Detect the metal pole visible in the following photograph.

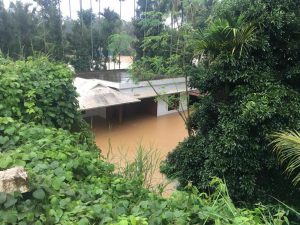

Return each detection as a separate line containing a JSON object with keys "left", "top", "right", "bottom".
{"left": 119, "top": 0, "right": 122, "bottom": 20}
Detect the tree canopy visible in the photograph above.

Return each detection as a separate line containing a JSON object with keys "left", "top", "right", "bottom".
{"left": 0, "top": 0, "right": 133, "bottom": 72}
{"left": 158, "top": 0, "right": 300, "bottom": 205}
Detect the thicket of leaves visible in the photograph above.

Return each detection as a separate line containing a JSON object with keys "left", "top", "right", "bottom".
{"left": 0, "top": 57, "right": 80, "bottom": 130}
{"left": 0, "top": 1, "right": 132, "bottom": 72}
{"left": 162, "top": 0, "right": 300, "bottom": 205}
{"left": 0, "top": 118, "right": 293, "bottom": 224}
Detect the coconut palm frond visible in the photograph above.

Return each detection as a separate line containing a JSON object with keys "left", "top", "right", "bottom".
{"left": 271, "top": 131, "right": 300, "bottom": 186}
{"left": 195, "top": 17, "right": 257, "bottom": 62}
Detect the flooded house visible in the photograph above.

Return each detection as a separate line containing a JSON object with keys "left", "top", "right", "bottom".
{"left": 75, "top": 70, "right": 190, "bottom": 188}
{"left": 74, "top": 70, "right": 188, "bottom": 125}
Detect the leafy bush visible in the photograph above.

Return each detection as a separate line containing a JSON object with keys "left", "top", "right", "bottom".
{"left": 0, "top": 57, "right": 80, "bottom": 130}
{"left": 0, "top": 118, "right": 146, "bottom": 224}
{"left": 0, "top": 118, "right": 292, "bottom": 224}
{"left": 162, "top": 0, "right": 300, "bottom": 205}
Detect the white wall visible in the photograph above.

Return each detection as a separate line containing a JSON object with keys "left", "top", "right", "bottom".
{"left": 157, "top": 98, "right": 170, "bottom": 116}
{"left": 156, "top": 93, "right": 188, "bottom": 117}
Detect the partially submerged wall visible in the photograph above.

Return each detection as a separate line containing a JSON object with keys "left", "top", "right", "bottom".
{"left": 157, "top": 93, "right": 187, "bottom": 117}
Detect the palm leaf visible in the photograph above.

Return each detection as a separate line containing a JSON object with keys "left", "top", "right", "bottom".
{"left": 271, "top": 131, "right": 300, "bottom": 186}
{"left": 195, "top": 17, "right": 257, "bottom": 61}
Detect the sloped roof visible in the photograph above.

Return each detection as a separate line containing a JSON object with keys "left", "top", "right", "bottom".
{"left": 74, "top": 78, "right": 140, "bottom": 111}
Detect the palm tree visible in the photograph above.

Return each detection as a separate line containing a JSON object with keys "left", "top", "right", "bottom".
{"left": 90, "top": 0, "right": 94, "bottom": 61}
{"left": 194, "top": 16, "right": 257, "bottom": 63}
{"left": 272, "top": 131, "right": 300, "bottom": 186}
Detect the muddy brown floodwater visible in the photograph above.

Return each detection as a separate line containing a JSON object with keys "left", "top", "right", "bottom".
{"left": 92, "top": 112, "right": 188, "bottom": 193}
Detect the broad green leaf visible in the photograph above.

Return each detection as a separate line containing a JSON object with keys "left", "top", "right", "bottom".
{"left": 4, "top": 126, "right": 16, "bottom": 135}
{"left": 33, "top": 189, "right": 46, "bottom": 200}
{"left": 78, "top": 217, "right": 89, "bottom": 225}
{"left": 4, "top": 196, "right": 17, "bottom": 208}
{"left": 0, "top": 136, "right": 9, "bottom": 145}
{"left": 0, "top": 192, "right": 7, "bottom": 204}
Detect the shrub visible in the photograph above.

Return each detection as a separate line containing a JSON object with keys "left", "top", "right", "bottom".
{"left": 0, "top": 118, "right": 147, "bottom": 224}
{"left": 0, "top": 57, "right": 80, "bottom": 130}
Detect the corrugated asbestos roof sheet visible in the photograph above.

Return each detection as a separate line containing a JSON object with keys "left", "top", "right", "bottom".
{"left": 74, "top": 78, "right": 140, "bottom": 111}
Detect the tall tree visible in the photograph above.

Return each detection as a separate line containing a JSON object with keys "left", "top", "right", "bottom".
{"left": 90, "top": 0, "right": 94, "bottom": 61}
{"left": 99, "top": 8, "right": 122, "bottom": 65}
{"left": 68, "top": 0, "right": 72, "bottom": 18}
{"left": 68, "top": 9, "right": 96, "bottom": 71}
{"left": 134, "top": 0, "right": 136, "bottom": 19}
{"left": 34, "top": 0, "right": 64, "bottom": 60}
{"left": 0, "top": 1, "right": 39, "bottom": 59}
{"left": 108, "top": 33, "right": 134, "bottom": 69}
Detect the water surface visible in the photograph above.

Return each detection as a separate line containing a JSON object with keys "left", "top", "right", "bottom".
{"left": 92, "top": 113, "right": 188, "bottom": 191}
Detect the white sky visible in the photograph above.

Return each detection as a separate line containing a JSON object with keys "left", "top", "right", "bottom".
{"left": 3, "top": 0, "right": 135, "bottom": 21}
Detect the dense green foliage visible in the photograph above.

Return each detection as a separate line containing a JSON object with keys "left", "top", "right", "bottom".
{"left": 0, "top": 1, "right": 40, "bottom": 59}
{"left": 0, "top": 118, "right": 292, "bottom": 224}
{"left": 0, "top": 57, "right": 80, "bottom": 130}
{"left": 0, "top": 0, "right": 133, "bottom": 72}
{"left": 161, "top": 0, "right": 300, "bottom": 204}
{"left": 66, "top": 8, "right": 123, "bottom": 71}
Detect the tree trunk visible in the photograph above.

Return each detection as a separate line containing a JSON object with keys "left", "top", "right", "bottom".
{"left": 43, "top": 21, "right": 46, "bottom": 52}
{"left": 80, "top": 0, "right": 83, "bottom": 37}
{"left": 98, "top": 0, "right": 101, "bottom": 19}
{"left": 134, "top": 0, "right": 136, "bottom": 19}
{"left": 69, "top": 0, "right": 72, "bottom": 18}
{"left": 90, "top": 0, "right": 94, "bottom": 61}
{"left": 59, "top": 0, "right": 64, "bottom": 59}
{"left": 79, "top": 0, "right": 83, "bottom": 61}
{"left": 181, "top": 0, "right": 184, "bottom": 26}
{"left": 119, "top": 0, "right": 122, "bottom": 20}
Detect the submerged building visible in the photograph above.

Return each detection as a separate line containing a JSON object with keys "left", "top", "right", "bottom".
{"left": 74, "top": 70, "right": 189, "bottom": 124}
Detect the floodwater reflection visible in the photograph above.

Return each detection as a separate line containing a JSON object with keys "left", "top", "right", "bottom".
{"left": 92, "top": 112, "right": 188, "bottom": 191}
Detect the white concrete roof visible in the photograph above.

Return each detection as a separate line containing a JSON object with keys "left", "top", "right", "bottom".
{"left": 128, "top": 87, "right": 187, "bottom": 99}
{"left": 74, "top": 78, "right": 140, "bottom": 111}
